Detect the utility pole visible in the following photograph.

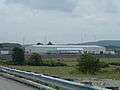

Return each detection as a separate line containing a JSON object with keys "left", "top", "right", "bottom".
{"left": 22, "top": 36, "right": 25, "bottom": 45}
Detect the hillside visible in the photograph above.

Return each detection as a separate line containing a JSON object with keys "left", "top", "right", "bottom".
{"left": 80, "top": 40, "right": 120, "bottom": 48}
{"left": 67, "top": 40, "right": 120, "bottom": 49}
{"left": 80, "top": 40, "right": 120, "bottom": 46}
{"left": 0, "top": 43, "right": 23, "bottom": 50}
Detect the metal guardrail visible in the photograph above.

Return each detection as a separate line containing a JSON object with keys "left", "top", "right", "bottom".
{"left": 0, "top": 66, "right": 111, "bottom": 90}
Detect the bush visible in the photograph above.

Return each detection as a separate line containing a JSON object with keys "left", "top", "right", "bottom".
{"left": 114, "top": 67, "right": 120, "bottom": 73}
{"left": 27, "top": 53, "right": 67, "bottom": 66}
{"left": 43, "top": 60, "right": 67, "bottom": 67}
{"left": 0, "top": 60, "right": 15, "bottom": 65}
{"left": 99, "top": 62, "right": 109, "bottom": 68}
{"left": 77, "top": 53, "right": 100, "bottom": 74}
{"left": 109, "top": 62, "right": 120, "bottom": 66}
{"left": 0, "top": 60, "right": 7, "bottom": 65}
{"left": 28, "top": 53, "right": 43, "bottom": 66}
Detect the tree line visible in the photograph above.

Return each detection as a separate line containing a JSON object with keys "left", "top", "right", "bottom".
{"left": 11, "top": 47, "right": 66, "bottom": 67}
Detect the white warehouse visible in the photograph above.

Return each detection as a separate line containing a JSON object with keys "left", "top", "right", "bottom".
{"left": 25, "top": 45, "right": 106, "bottom": 54}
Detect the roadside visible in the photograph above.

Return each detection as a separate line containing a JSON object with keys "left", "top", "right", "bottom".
{"left": 0, "top": 72, "right": 56, "bottom": 90}
{"left": 1, "top": 57, "right": 120, "bottom": 89}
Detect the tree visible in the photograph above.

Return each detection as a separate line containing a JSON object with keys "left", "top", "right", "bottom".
{"left": 28, "top": 53, "right": 43, "bottom": 66}
{"left": 0, "top": 44, "right": 3, "bottom": 48}
{"left": 77, "top": 53, "right": 100, "bottom": 74}
{"left": 47, "top": 41, "right": 53, "bottom": 45}
{"left": 12, "top": 47, "right": 25, "bottom": 65}
{"left": 37, "top": 43, "right": 43, "bottom": 45}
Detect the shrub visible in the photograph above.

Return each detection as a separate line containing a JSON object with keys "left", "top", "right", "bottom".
{"left": 43, "top": 60, "right": 67, "bottom": 67}
{"left": 0, "top": 60, "right": 7, "bottom": 65}
{"left": 28, "top": 53, "right": 43, "bottom": 66}
{"left": 0, "top": 60, "right": 15, "bottom": 65}
{"left": 27, "top": 53, "right": 67, "bottom": 66}
{"left": 77, "top": 53, "right": 100, "bottom": 74}
{"left": 109, "top": 62, "right": 120, "bottom": 66}
{"left": 114, "top": 67, "right": 120, "bottom": 73}
{"left": 99, "top": 62, "right": 109, "bottom": 68}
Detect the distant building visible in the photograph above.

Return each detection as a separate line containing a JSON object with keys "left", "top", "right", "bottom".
{"left": 0, "top": 50, "right": 10, "bottom": 55}
{"left": 25, "top": 45, "right": 106, "bottom": 54}
{"left": 105, "top": 51, "right": 116, "bottom": 55}
{"left": 0, "top": 50, "right": 12, "bottom": 60}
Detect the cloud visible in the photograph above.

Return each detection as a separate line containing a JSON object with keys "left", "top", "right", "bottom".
{"left": 0, "top": 0, "right": 120, "bottom": 44}
{"left": 5, "top": 0, "right": 78, "bottom": 11}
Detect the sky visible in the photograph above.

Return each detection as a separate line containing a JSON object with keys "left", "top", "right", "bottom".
{"left": 0, "top": 0, "right": 120, "bottom": 44}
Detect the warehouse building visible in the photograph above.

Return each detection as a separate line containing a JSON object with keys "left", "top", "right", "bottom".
{"left": 25, "top": 45, "right": 106, "bottom": 54}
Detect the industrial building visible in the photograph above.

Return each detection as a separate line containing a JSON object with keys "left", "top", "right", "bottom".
{"left": 25, "top": 45, "right": 106, "bottom": 54}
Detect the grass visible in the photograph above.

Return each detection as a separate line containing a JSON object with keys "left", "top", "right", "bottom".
{"left": 6, "top": 66, "right": 76, "bottom": 79}
{"left": 45, "top": 58, "right": 78, "bottom": 66}
{"left": 2, "top": 57, "right": 120, "bottom": 80}
{"left": 6, "top": 66, "right": 120, "bottom": 80}
{"left": 100, "top": 58, "right": 120, "bottom": 63}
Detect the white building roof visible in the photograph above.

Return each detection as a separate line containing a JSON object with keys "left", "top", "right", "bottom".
{"left": 32, "top": 45, "right": 104, "bottom": 48}
{"left": 57, "top": 48, "right": 84, "bottom": 51}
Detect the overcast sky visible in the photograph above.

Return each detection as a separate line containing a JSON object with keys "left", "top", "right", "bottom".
{"left": 0, "top": 0, "right": 120, "bottom": 44}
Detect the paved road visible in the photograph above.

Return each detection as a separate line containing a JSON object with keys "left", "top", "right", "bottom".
{"left": 0, "top": 76, "right": 37, "bottom": 90}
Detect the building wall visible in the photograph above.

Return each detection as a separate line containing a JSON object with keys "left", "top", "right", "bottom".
{"left": 0, "top": 51, "right": 10, "bottom": 55}
{"left": 83, "top": 47, "right": 106, "bottom": 54}
{"left": 25, "top": 45, "right": 106, "bottom": 54}
{"left": 25, "top": 46, "right": 57, "bottom": 54}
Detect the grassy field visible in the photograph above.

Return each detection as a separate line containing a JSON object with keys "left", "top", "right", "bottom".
{"left": 5, "top": 57, "right": 120, "bottom": 80}
{"left": 45, "top": 58, "right": 78, "bottom": 66}
{"left": 100, "top": 58, "right": 120, "bottom": 63}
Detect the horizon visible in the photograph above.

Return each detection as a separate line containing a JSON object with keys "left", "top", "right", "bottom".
{"left": 1, "top": 39, "right": 120, "bottom": 45}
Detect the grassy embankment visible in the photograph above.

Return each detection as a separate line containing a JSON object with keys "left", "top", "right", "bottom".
{"left": 2, "top": 58, "right": 120, "bottom": 80}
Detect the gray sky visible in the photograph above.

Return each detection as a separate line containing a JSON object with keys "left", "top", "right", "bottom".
{"left": 0, "top": 0, "right": 120, "bottom": 44}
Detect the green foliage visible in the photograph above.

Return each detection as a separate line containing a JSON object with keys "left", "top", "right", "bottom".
{"left": 43, "top": 60, "right": 67, "bottom": 67}
{"left": 28, "top": 53, "right": 67, "bottom": 66}
{"left": 27, "top": 53, "right": 67, "bottom": 66}
{"left": 99, "top": 62, "right": 109, "bottom": 68}
{"left": 77, "top": 53, "right": 100, "bottom": 74}
{"left": 0, "top": 60, "right": 7, "bottom": 65}
{"left": 12, "top": 47, "right": 25, "bottom": 65}
{"left": 109, "top": 62, "right": 120, "bottom": 66}
{"left": 114, "top": 67, "right": 120, "bottom": 73}
{"left": 2, "top": 57, "right": 120, "bottom": 80}
{"left": 28, "top": 53, "right": 43, "bottom": 66}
